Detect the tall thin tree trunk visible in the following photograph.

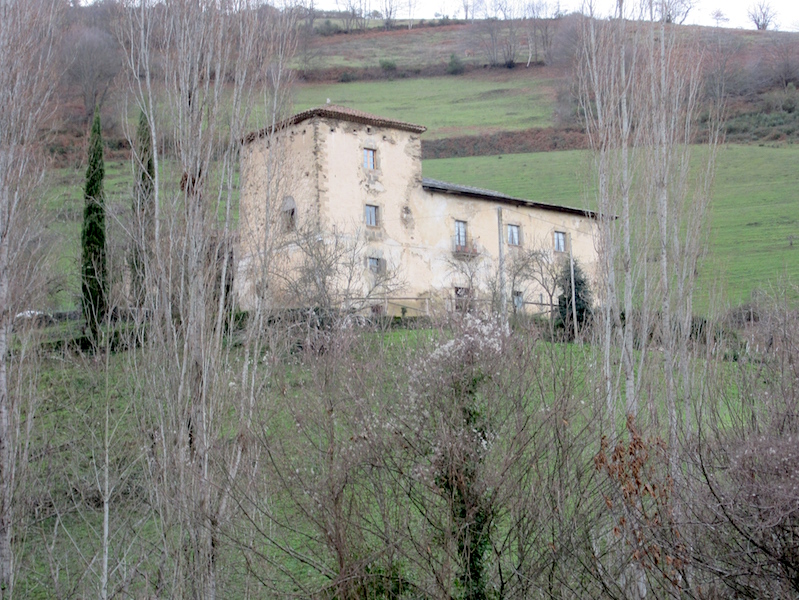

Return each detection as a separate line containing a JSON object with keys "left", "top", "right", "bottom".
{"left": 0, "top": 1, "right": 59, "bottom": 592}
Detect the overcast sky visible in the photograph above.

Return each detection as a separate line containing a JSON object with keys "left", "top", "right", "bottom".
{"left": 311, "top": 0, "right": 799, "bottom": 31}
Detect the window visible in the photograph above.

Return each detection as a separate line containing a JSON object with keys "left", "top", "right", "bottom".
{"left": 283, "top": 208, "right": 296, "bottom": 231}
{"left": 454, "top": 286, "right": 472, "bottom": 312}
{"left": 454, "top": 220, "right": 468, "bottom": 248}
{"left": 367, "top": 256, "right": 385, "bottom": 274}
{"left": 507, "top": 224, "right": 521, "bottom": 246}
{"left": 513, "top": 290, "right": 524, "bottom": 311}
{"left": 365, "top": 204, "right": 379, "bottom": 227}
{"left": 363, "top": 148, "right": 376, "bottom": 170}
{"left": 554, "top": 231, "right": 567, "bottom": 253}
{"left": 281, "top": 196, "right": 296, "bottom": 231}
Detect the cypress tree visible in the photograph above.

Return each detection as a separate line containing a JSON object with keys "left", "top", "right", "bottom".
{"left": 81, "top": 109, "right": 107, "bottom": 342}
{"left": 131, "top": 110, "right": 154, "bottom": 306}
{"left": 557, "top": 258, "right": 592, "bottom": 338}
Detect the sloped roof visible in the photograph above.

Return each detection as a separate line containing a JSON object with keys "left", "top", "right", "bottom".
{"left": 422, "top": 178, "right": 599, "bottom": 219}
{"left": 243, "top": 105, "right": 427, "bottom": 144}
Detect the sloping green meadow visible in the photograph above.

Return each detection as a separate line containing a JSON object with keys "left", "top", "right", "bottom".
{"left": 424, "top": 144, "right": 799, "bottom": 309}
{"left": 46, "top": 144, "right": 798, "bottom": 313}
{"left": 291, "top": 73, "right": 558, "bottom": 139}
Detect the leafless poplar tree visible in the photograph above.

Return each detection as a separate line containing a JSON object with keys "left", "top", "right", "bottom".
{"left": 579, "top": 0, "right": 722, "bottom": 423}
{"left": 578, "top": 0, "right": 647, "bottom": 421}
{"left": 639, "top": 0, "right": 722, "bottom": 477}
{"left": 0, "top": 0, "right": 61, "bottom": 593}
{"left": 578, "top": 1, "right": 724, "bottom": 596}
{"left": 119, "top": 1, "right": 298, "bottom": 596}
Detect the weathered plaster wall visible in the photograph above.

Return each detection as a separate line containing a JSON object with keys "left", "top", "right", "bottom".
{"left": 236, "top": 111, "right": 599, "bottom": 315}
{"left": 235, "top": 124, "right": 318, "bottom": 306}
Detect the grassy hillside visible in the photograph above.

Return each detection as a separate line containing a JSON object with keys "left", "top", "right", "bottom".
{"left": 424, "top": 144, "right": 799, "bottom": 308}
{"left": 708, "top": 144, "right": 799, "bottom": 305}
{"left": 423, "top": 149, "right": 592, "bottom": 205}
{"left": 292, "top": 70, "right": 560, "bottom": 139}
{"left": 47, "top": 19, "right": 799, "bottom": 313}
{"left": 301, "top": 22, "right": 472, "bottom": 70}
{"left": 46, "top": 143, "right": 799, "bottom": 313}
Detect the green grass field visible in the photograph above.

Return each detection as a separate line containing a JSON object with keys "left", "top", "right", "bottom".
{"left": 423, "top": 149, "right": 592, "bottom": 205}
{"left": 45, "top": 160, "right": 134, "bottom": 309}
{"left": 43, "top": 158, "right": 241, "bottom": 310}
{"left": 47, "top": 143, "right": 799, "bottom": 312}
{"left": 424, "top": 144, "right": 799, "bottom": 309}
{"left": 292, "top": 72, "right": 558, "bottom": 138}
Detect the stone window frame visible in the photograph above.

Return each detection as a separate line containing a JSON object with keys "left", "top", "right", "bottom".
{"left": 365, "top": 204, "right": 380, "bottom": 228}
{"left": 363, "top": 147, "right": 377, "bottom": 171}
{"left": 554, "top": 230, "right": 568, "bottom": 253}
{"left": 454, "top": 220, "right": 468, "bottom": 248}
{"left": 367, "top": 256, "right": 386, "bottom": 274}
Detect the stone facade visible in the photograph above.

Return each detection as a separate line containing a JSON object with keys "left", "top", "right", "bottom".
{"left": 236, "top": 105, "right": 599, "bottom": 316}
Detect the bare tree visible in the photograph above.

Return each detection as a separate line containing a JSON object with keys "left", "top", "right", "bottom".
{"left": 505, "top": 242, "right": 560, "bottom": 316}
{"left": 524, "top": 1, "right": 560, "bottom": 66}
{"left": 382, "top": 0, "right": 398, "bottom": 28}
{"left": 461, "top": 0, "right": 472, "bottom": 20}
{"left": 578, "top": 0, "right": 647, "bottom": 422}
{"left": 765, "top": 36, "right": 799, "bottom": 88}
{"left": 297, "top": 16, "right": 321, "bottom": 72}
{"left": 748, "top": 0, "right": 776, "bottom": 30}
{"left": 499, "top": 0, "right": 520, "bottom": 66}
{"left": 336, "top": 0, "right": 356, "bottom": 32}
{"left": 0, "top": 0, "right": 61, "bottom": 593}
{"left": 578, "top": 1, "right": 724, "bottom": 595}
{"left": 672, "top": 291, "right": 799, "bottom": 596}
{"left": 658, "top": 0, "right": 694, "bottom": 24}
{"left": 406, "top": 0, "right": 417, "bottom": 28}
{"left": 276, "top": 225, "right": 406, "bottom": 318}
{"left": 63, "top": 25, "right": 122, "bottom": 122}
{"left": 473, "top": 0, "right": 519, "bottom": 67}
{"left": 119, "top": 1, "right": 298, "bottom": 596}
{"left": 32, "top": 344, "right": 150, "bottom": 599}
{"left": 337, "top": 0, "right": 369, "bottom": 32}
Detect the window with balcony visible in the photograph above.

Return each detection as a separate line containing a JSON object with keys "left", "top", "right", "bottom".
{"left": 453, "top": 220, "right": 478, "bottom": 258}
{"left": 455, "top": 220, "right": 468, "bottom": 248}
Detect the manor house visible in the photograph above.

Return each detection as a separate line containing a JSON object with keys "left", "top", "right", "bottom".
{"left": 236, "top": 105, "right": 598, "bottom": 316}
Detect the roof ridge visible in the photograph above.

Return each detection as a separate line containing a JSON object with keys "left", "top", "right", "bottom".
{"left": 243, "top": 105, "right": 426, "bottom": 144}
{"left": 422, "top": 177, "right": 598, "bottom": 219}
